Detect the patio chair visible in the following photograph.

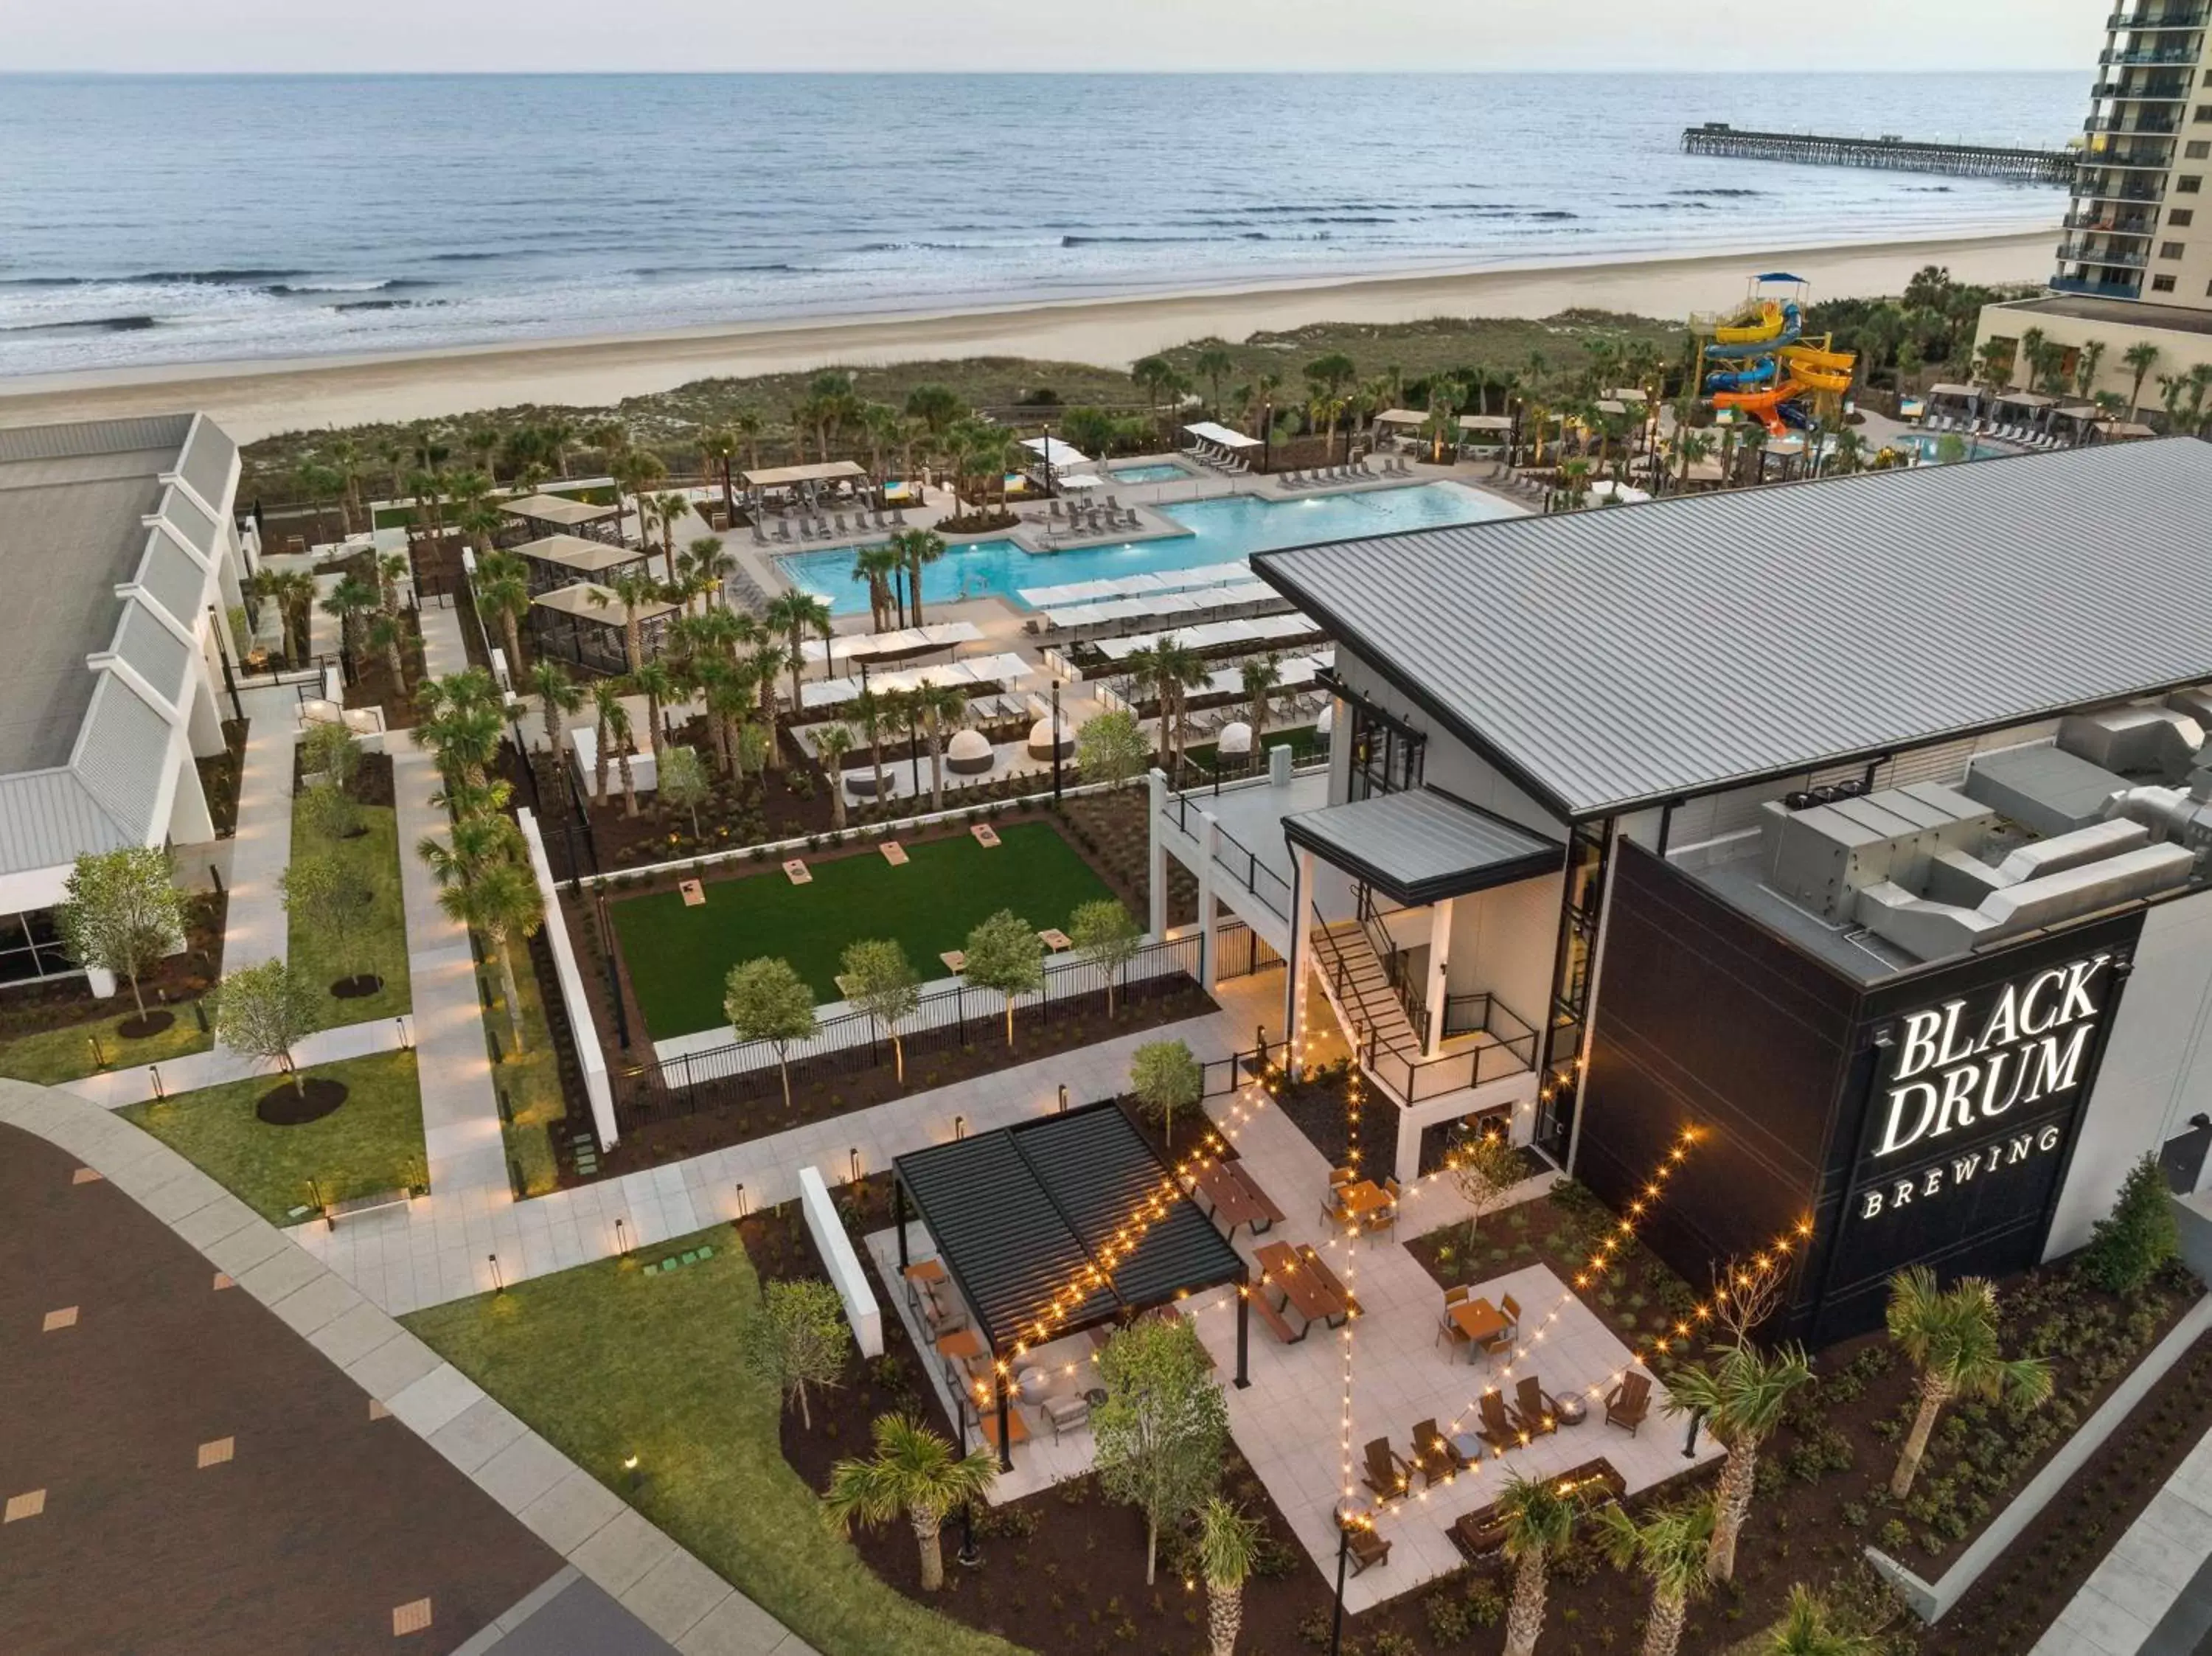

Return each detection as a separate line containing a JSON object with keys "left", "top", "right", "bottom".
{"left": 1476, "top": 1389, "right": 1521, "bottom": 1453}
{"left": 1365, "top": 1177, "right": 1402, "bottom": 1236}
{"left": 1512, "top": 1377, "right": 1559, "bottom": 1439}
{"left": 1436, "top": 1285, "right": 1473, "bottom": 1356}
{"left": 1606, "top": 1371, "right": 1653, "bottom": 1436}
{"left": 1360, "top": 1436, "right": 1414, "bottom": 1503}
{"left": 1048, "top": 498, "right": 1063, "bottom": 520}
{"left": 1043, "top": 1394, "right": 1091, "bottom": 1441}
{"left": 1411, "top": 1419, "right": 1467, "bottom": 1485}
{"left": 1342, "top": 1514, "right": 1391, "bottom": 1574}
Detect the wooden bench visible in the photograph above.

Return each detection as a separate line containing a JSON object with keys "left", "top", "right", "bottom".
{"left": 323, "top": 1187, "right": 411, "bottom": 1229}
{"left": 1250, "top": 1289, "right": 1307, "bottom": 1346}
{"left": 1296, "top": 1244, "right": 1361, "bottom": 1322}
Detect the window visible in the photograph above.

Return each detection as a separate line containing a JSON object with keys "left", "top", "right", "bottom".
{"left": 2173, "top": 209, "right": 2197, "bottom": 226}
{"left": 1347, "top": 701, "right": 1425, "bottom": 802}
{"left": 2191, "top": 141, "right": 2212, "bottom": 159}
{"left": 2198, "top": 104, "right": 2212, "bottom": 122}
{"left": 2181, "top": 175, "right": 2205, "bottom": 193}
{"left": 2154, "top": 274, "right": 2179, "bottom": 291}
{"left": 0, "top": 910, "right": 74, "bottom": 987}
{"left": 2163, "top": 240, "right": 2188, "bottom": 258}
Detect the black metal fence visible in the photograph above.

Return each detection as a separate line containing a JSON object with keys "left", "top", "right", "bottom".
{"left": 610, "top": 933, "right": 1203, "bottom": 1134}
{"left": 1214, "top": 918, "right": 1284, "bottom": 983}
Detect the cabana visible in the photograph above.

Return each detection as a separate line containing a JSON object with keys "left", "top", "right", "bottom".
{"left": 742, "top": 460, "right": 871, "bottom": 510}
{"left": 512, "top": 533, "right": 651, "bottom": 596}
{"left": 1457, "top": 414, "right": 1513, "bottom": 450}
{"left": 501, "top": 493, "right": 625, "bottom": 546}
{"left": 892, "top": 1102, "right": 1251, "bottom": 1467}
{"left": 1180, "top": 422, "right": 1263, "bottom": 471}
{"left": 529, "top": 582, "right": 680, "bottom": 677}
{"left": 1019, "top": 436, "right": 1092, "bottom": 483}
{"left": 800, "top": 621, "right": 984, "bottom": 670}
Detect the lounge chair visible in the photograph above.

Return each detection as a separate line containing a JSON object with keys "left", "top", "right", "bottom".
{"left": 1411, "top": 1418, "right": 1470, "bottom": 1485}
{"left": 1477, "top": 1389, "right": 1521, "bottom": 1453}
{"left": 1480, "top": 1293, "right": 1520, "bottom": 1360}
{"left": 1360, "top": 1436, "right": 1414, "bottom": 1503}
{"left": 1512, "top": 1377, "right": 1559, "bottom": 1438}
{"left": 1436, "top": 1286, "right": 1474, "bottom": 1356}
{"left": 1606, "top": 1371, "right": 1652, "bottom": 1436}
{"left": 1048, "top": 498, "right": 1063, "bottom": 520}
{"left": 1043, "top": 1394, "right": 1090, "bottom": 1441}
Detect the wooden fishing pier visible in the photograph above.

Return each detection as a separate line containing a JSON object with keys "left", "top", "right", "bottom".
{"left": 1681, "top": 123, "right": 2076, "bottom": 184}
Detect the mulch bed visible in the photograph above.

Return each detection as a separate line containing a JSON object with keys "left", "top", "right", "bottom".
{"left": 0, "top": 891, "right": 226, "bottom": 1043}
{"left": 343, "top": 606, "right": 430, "bottom": 728}
{"left": 293, "top": 746, "right": 397, "bottom": 811}
{"left": 330, "top": 973, "right": 386, "bottom": 1001}
{"left": 256, "top": 1076, "right": 351, "bottom": 1125}
{"left": 195, "top": 717, "right": 250, "bottom": 839}
{"left": 115, "top": 1011, "right": 176, "bottom": 1040}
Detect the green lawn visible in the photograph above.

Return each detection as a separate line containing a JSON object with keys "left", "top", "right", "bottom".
{"left": 290, "top": 799, "right": 411, "bottom": 1032}
{"left": 403, "top": 1227, "right": 1017, "bottom": 1656}
{"left": 0, "top": 1000, "right": 213, "bottom": 1086}
{"left": 123, "top": 1051, "right": 426, "bottom": 1225}
{"left": 611, "top": 821, "right": 1119, "bottom": 1036}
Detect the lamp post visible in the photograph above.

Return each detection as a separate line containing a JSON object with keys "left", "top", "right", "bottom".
{"left": 1329, "top": 1509, "right": 1356, "bottom": 1656}
{"left": 1051, "top": 680, "right": 1063, "bottom": 801}
{"left": 1683, "top": 1405, "right": 1707, "bottom": 1460}
{"left": 955, "top": 1405, "right": 982, "bottom": 1568}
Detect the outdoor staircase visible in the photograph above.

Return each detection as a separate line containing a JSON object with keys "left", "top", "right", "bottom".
{"left": 1310, "top": 920, "right": 1421, "bottom": 1062}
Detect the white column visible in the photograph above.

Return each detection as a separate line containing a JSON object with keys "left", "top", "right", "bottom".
{"left": 1197, "top": 810, "right": 1220, "bottom": 991}
{"left": 1286, "top": 848, "right": 1316, "bottom": 1079}
{"left": 1146, "top": 768, "right": 1169, "bottom": 939}
{"left": 186, "top": 669, "right": 225, "bottom": 759}
{"left": 1423, "top": 897, "right": 1453, "bottom": 1059}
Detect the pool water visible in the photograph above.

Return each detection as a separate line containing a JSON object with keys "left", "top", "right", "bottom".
{"left": 1108, "top": 462, "right": 1192, "bottom": 484}
{"left": 1893, "top": 431, "right": 1992, "bottom": 465}
{"left": 777, "top": 481, "right": 1517, "bottom": 614}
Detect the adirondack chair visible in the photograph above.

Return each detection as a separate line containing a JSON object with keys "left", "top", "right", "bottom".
{"left": 1606, "top": 1371, "right": 1653, "bottom": 1436}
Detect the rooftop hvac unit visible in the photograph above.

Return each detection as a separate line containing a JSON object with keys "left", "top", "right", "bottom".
{"left": 2059, "top": 706, "right": 2206, "bottom": 782}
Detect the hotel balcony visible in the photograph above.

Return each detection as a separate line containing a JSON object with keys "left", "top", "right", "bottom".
{"left": 2099, "top": 44, "right": 2205, "bottom": 63}
{"left": 2081, "top": 142, "right": 2181, "bottom": 169}
{"left": 2058, "top": 239, "right": 2154, "bottom": 267}
{"left": 2087, "top": 111, "right": 2183, "bottom": 135}
{"left": 2073, "top": 175, "right": 2169, "bottom": 203}
{"left": 2107, "top": 7, "right": 2210, "bottom": 28}
{"left": 2062, "top": 209, "right": 2160, "bottom": 234}
{"left": 2051, "top": 272, "right": 2148, "bottom": 298}
{"left": 2092, "top": 77, "right": 2195, "bottom": 98}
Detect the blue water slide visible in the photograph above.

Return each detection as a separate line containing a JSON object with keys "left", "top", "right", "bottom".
{"left": 1703, "top": 302, "right": 1804, "bottom": 362}
{"left": 1778, "top": 400, "right": 1815, "bottom": 431}
{"left": 1705, "top": 358, "right": 1780, "bottom": 394}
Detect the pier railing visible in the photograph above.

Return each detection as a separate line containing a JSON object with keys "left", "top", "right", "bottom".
{"left": 1680, "top": 124, "right": 2075, "bottom": 185}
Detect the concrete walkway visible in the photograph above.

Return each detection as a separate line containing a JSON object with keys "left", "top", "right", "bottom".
{"left": 0, "top": 1076, "right": 810, "bottom": 1656}
{"left": 2031, "top": 1422, "right": 2212, "bottom": 1655}
{"left": 220, "top": 684, "right": 301, "bottom": 973}
{"left": 60, "top": 1013, "right": 412, "bottom": 1109}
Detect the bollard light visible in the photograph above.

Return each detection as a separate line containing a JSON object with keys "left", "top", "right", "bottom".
{"left": 1057, "top": 1083, "right": 1069, "bottom": 1114}
{"left": 614, "top": 1216, "right": 630, "bottom": 1256}
{"left": 953, "top": 1115, "right": 966, "bottom": 1141}
{"left": 848, "top": 1147, "right": 863, "bottom": 1186}
{"left": 734, "top": 1183, "right": 748, "bottom": 1219}
{"left": 488, "top": 1253, "right": 504, "bottom": 1294}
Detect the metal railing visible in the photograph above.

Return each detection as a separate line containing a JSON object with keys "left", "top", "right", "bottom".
{"left": 2062, "top": 210, "right": 2160, "bottom": 233}
{"left": 2058, "top": 240, "right": 2153, "bottom": 267}
{"left": 2100, "top": 44, "right": 2205, "bottom": 63}
{"left": 2087, "top": 113, "right": 2180, "bottom": 134}
{"left": 2107, "top": 6, "right": 2210, "bottom": 27}
{"left": 2050, "top": 274, "right": 2146, "bottom": 298}
{"left": 1358, "top": 994, "right": 1542, "bottom": 1105}
{"left": 1157, "top": 787, "right": 1296, "bottom": 919}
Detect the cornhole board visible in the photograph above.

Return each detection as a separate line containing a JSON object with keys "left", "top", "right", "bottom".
{"left": 971, "top": 824, "right": 1001, "bottom": 848}
{"left": 783, "top": 860, "right": 812, "bottom": 885}
{"left": 939, "top": 950, "right": 967, "bottom": 973}
{"left": 880, "top": 840, "right": 908, "bottom": 866}
{"left": 834, "top": 973, "right": 859, "bottom": 999}
{"left": 1038, "top": 928, "right": 1072, "bottom": 951}
{"left": 678, "top": 879, "right": 705, "bottom": 907}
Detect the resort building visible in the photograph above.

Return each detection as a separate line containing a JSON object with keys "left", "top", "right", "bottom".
{"left": 0, "top": 414, "right": 250, "bottom": 989}
{"left": 1154, "top": 439, "right": 2212, "bottom": 1343}
{"left": 1976, "top": 1, "right": 2212, "bottom": 406}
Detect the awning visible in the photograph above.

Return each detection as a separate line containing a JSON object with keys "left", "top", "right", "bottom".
{"left": 1458, "top": 414, "right": 1513, "bottom": 432}
{"left": 529, "top": 582, "right": 679, "bottom": 624}
{"left": 500, "top": 493, "right": 620, "bottom": 527}
{"left": 512, "top": 534, "right": 647, "bottom": 576}
{"left": 742, "top": 460, "right": 869, "bottom": 488}
{"left": 1284, "top": 787, "right": 1566, "bottom": 906}
{"left": 2106, "top": 420, "right": 2159, "bottom": 439}
{"left": 1374, "top": 408, "right": 1427, "bottom": 427}
{"left": 1181, "top": 420, "right": 1262, "bottom": 450}
{"left": 1607, "top": 388, "right": 1650, "bottom": 403}
{"left": 894, "top": 1102, "right": 1247, "bottom": 1354}
{"left": 1926, "top": 383, "right": 1978, "bottom": 399}
{"left": 1020, "top": 436, "right": 1091, "bottom": 467}
{"left": 1996, "top": 391, "right": 2056, "bottom": 409}
{"left": 801, "top": 620, "right": 984, "bottom": 665}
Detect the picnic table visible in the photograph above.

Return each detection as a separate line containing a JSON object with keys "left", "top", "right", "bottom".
{"left": 1192, "top": 1161, "right": 1283, "bottom": 1240}
{"left": 1447, "top": 1298, "right": 1510, "bottom": 1365}
{"left": 1256, "top": 1240, "right": 1345, "bottom": 1330}
{"left": 1336, "top": 1179, "right": 1394, "bottom": 1222}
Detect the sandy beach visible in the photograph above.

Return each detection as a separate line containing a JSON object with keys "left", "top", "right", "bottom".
{"left": 0, "top": 229, "right": 2054, "bottom": 442}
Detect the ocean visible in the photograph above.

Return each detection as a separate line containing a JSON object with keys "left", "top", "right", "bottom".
{"left": 0, "top": 72, "right": 2081, "bottom": 378}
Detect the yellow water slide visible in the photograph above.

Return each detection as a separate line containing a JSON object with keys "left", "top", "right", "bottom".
{"left": 1780, "top": 343, "right": 1857, "bottom": 394}
{"left": 1713, "top": 302, "right": 1785, "bottom": 346}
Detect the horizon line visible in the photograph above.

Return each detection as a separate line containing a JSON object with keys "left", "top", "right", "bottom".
{"left": 0, "top": 64, "right": 2093, "bottom": 77}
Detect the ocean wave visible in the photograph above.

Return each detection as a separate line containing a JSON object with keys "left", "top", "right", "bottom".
{"left": 265, "top": 278, "right": 427, "bottom": 296}
{"left": 0, "top": 314, "right": 159, "bottom": 335}
{"left": 1061, "top": 233, "right": 1273, "bottom": 246}
{"left": 1672, "top": 188, "right": 1767, "bottom": 198}
{"left": 331, "top": 296, "right": 450, "bottom": 312}
{"left": 127, "top": 267, "right": 310, "bottom": 285}
{"left": 629, "top": 262, "right": 799, "bottom": 276}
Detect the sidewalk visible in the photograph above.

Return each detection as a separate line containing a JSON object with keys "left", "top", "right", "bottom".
{"left": 220, "top": 683, "right": 301, "bottom": 973}
{"left": 60, "top": 1014, "right": 411, "bottom": 1109}
{"left": 2032, "top": 1423, "right": 2212, "bottom": 1655}
{"left": 288, "top": 976, "right": 1284, "bottom": 1315}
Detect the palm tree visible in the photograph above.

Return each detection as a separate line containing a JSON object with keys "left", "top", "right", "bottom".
{"left": 852, "top": 542, "right": 902, "bottom": 632}
{"left": 437, "top": 858, "right": 543, "bottom": 1054}
{"left": 1498, "top": 1470, "right": 1582, "bottom": 1656}
{"left": 677, "top": 536, "right": 734, "bottom": 612}
{"left": 1885, "top": 1267, "right": 2053, "bottom": 1498}
{"left": 1193, "top": 345, "right": 1237, "bottom": 417}
{"left": 730, "top": 409, "right": 764, "bottom": 477}
{"left": 647, "top": 490, "right": 692, "bottom": 581}
{"left": 763, "top": 589, "right": 834, "bottom": 712}
{"left": 1768, "top": 1584, "right": 1879, "bottom": 1656}
{"left": 321, "top": 573, "right": 380, "bottom": 671}
{"left": 2124, "top": 340, "right": 2161, "bottom": 420}
{"left": 627, "top": 659, "right": 678, "bottom": 762}
{"left": 588, "top": 681, "right": 629, "bottom": 807}
{"left": 416, "top": 693, "right": 503, "bottom": 788}
{"left": 529, "top": 659, "right": 583, "bottom": 760}
{"left": 611, "top": 448, "right": 669, "bottom": 550}
{"left": 1663, "top": 1342, "right": 1813, "bottom": 1582}
{"left": 1193, "top": 1497, "right": 1261, "bottom": 1656}
{"left": 748, "top": 639, "right": 787, "bottom": 770}
{"left": 698, "top": 425, "right": 740, "bottom": 525}
{"left": 823, "top": 1413, "right": 997, "bottom": 1595}
{"left": 815, "top": 724, "right": 855, "bottom": 829}
{"left": 1240, "top": 653, "right": 1280, "bottom": 750}
{"left": 1595, "top": 1496, "right": 1717, "bottom": 1656}
{"left": 705, "top": 664, "right": 755, "bottom": 780}
{"left": 2074, "top": 338, "right": 2109, "bottom": 400}
{"left": 366, "top": 613, "right": 408, "bottom": 692}
{"left": 2016, "top": 327, "right": 2046, "bottom": 392}
{"left": 473, "top": 551, "right": 531, "bottom": 677}
{"left": 417, "top": 815, "right": 523, "bottom": 894}
{"left": 376, "top": 551, "right": 411, "bottom": 614}
{"left": 912, "top": 681, "right": 965, "bottom": 813}
{"left": 889, "top": 527, "right": 946, "bottom": 627}
{"left": 538, "top": 417, "right": 576, "bottom": 479}
{"left": 849, "top": 688, "right": 891, "bottom": 801}
{"left": 590, "top": 569, "right": 664, "bottom": 675}
{"left": 2188, "top": 362, "right": 2212, "bottom": 434}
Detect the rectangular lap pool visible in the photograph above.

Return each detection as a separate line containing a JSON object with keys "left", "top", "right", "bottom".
{"left": 776, "top": 481, "right": 1518, "bottom": 614}
{"left": 1108, "top": 462, "right": 1193, "bottom": 484}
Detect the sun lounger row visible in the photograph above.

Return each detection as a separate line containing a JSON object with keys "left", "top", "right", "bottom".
{"left": 1189, "top": 445, "right": 1251, "bottom": 473}
{"left": 1921, "top": 411, "right": 2074, "bottom": 450}
{"left": 1045, "top": 496, "right": 1141, "bottom": 535}
{"left": 1276, "top": 458, "right": 1388, "bottom": 490}
{"left": 751, "top": 507, "right": 908, "bottom": 546}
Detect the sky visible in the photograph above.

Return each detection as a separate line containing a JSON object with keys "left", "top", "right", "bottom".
{"left": 10, "top": 0, "right": 2108, "bottom": 75}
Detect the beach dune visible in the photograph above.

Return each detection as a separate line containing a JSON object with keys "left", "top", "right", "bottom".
{"left": 0, "top": 230, "right": 2054, "bottom": 442}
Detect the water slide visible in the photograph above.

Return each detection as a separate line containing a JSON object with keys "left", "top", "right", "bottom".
{"left": 1710, "top": 385, "right": 1817, "bottom": 434}
{"left": 1705, "top": 301, "right": 1803, "bottom": 361}
{"left": 1702, "top": 288, "right": 1852, "bottom": 435}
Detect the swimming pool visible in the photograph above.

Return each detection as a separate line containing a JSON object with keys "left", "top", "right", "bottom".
{"left": 776, "top": 481, "right": 1518, "bottom": 614}
{"left": 1108, "top": 462, "right": 1192, "bottom": 484}
{"left": 1893, "top": 431, "right": 1992, "bottom": 465}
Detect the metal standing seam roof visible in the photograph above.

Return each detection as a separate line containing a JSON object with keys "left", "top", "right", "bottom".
{"left": 1253, "top": 438, "right": 2212, "bottom": 823}
{"left": 894, "top": 1103, "right": 1246, "bottom": 1354}
{"left": 1284, "top": 787, "right": 1566, "bottom": 906}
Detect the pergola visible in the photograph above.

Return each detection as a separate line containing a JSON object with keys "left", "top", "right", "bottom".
{"left": 893, "top": 1102, "right": 1251, "bottom": 1467}
{"left": 511, "top": 533, "right": 650, "bottom": 596}
{"left": 741, "top": 460, "right": 869, "bottom": 501}
{"left": 501, "top": 493, "right": 625, "bottom": 544}
{"left": 528, "top": 582, "right": 679, "bottom": 676}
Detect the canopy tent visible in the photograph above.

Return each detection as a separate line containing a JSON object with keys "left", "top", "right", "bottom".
{"left": 1019, "top": 560, "right": 1250, "bottom": 609}
{"left": 800, "top": 620, "right": 984, "bottom": 667}
{"left": 1056, "top": 472, "right": 1105, "bottom": 490}
{"left": 742, "top": 460, "right": 869, "bottom": 489}
{"left": 1925, "top": 383, "right": 1979, "bottom": 400}
{"left": 893, "top": 1102, "right": 1251, "bottom": 1462}
{"left": 529, "top": 582, "right": 679, "bottom": 624}
{"left": 798, "top": 651, "right": 1029, "bottom": 711}
{"left": 1994, "top": 391, "right": 2057, "bottom": 410}
{"left": 1020, "top": 436, "right": 1091, "bottom": 468}
{"left": 500, "top": 493, "right": 621, "bottom": 529}
{"left": 1606, "top": 388, "right": 1651, "bottom": 404}
{"left": 2104, "top": 420, "right": 2159, "bottom": 439}
{"left": 512, "top": 533, "right": 648, "bottom": 579}
{"left": 1181, "top": 420, "right": 1262, "bottom": 450}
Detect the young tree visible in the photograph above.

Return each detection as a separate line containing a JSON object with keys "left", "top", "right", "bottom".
{"left": 1194, "top": 1496, "right": 1262, "bottom": 1656}
{"left": 1093, "top": 1316, "right": 1229, "bottom": 1587}
{"left": 961, "top": 909, "right": 1044, "bottom": 1049}
{"left": 294, "top": 777, "right": 362, "bottom": 842}
{"left": 1076, "top": 707, "right": 1150, "bottom": 787}
{"left": 1885, "top": 1267, "right": 2053, "bottom": 1498}
{"left": 1239, "top": 653, "right": 1281, "bottom": 749}
{"left": 724, "top": 957, "right": 818, "bottom": 1111}
{"left": 215, "top": 959, "right": 321, "bottom": 1091}
{"left": 1450, "top": 1127, "right": 1525, "bottom": 1251}
{"left": 55, "top": 847, "right": 188, "bottom": 1022}
{"left": 824, "top": 1413, "right": 998, "bottom": 1593}
{"left": 656, "top": 744, "right": 710, "bottom": 839}
{"left": 280, "top": 854, "right": 378, "bottom": 994}
{"left": 741, "top": 1278, "right": 850, "bottom": 1429}
{"left": 1595, "top": 1495, "right": 1717, "bottom": 1656}
{"left": 1068, "top": 898, "right": 1142, "bottom": 1015}
{"left": 437, "top": 860, "right": 544, "bottom": 1055}
{"left": 841, "top": 938, "right": 920, "bottom": 1085}
{"left": 1662, "top": 1341, "right": 1815, "bottom": 1582}
{"left": 300, "top": 720, "right": 362, "bottom": 793}
{"left": 1497, "top": 1469, "right": 1582, "bottom": 1656}
{"left": 1129, "top": 1038, "right": 1202, "bottom": 1148}
{"left": 2083, "top": 1153, "right": 2182, "bottom": 1296}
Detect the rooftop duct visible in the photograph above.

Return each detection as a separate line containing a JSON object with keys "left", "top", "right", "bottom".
{"left": 2058, "top": 706, "right": 2205, "bottom": 782}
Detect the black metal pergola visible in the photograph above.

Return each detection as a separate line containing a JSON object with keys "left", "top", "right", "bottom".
{"left": 894, "top": 1102, "right": 1251, "bottom": 1468}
